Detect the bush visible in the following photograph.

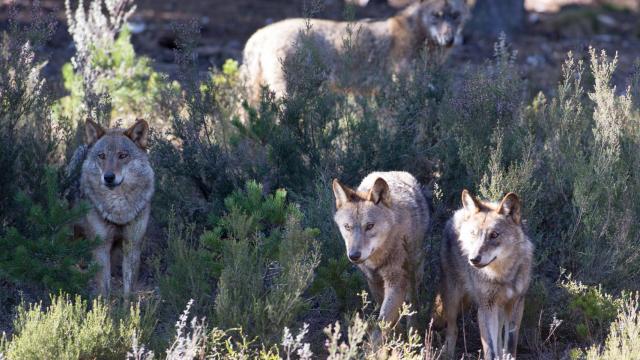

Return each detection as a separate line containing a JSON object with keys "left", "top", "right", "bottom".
{"left": 0, "top": 4, "right": 63, "bottom": 221}
{"left": 129, "top": 296, "right": 439, "bottom": 360}
{"left": 0, "top": 169, "right": 95, "bottom": 296}
{"left": 561, "top": 275, "right": 622, "bottom": 343}
{"left": 57, "top": 0, "right": 177, "bottom": 127}
{"left": 156, "top": 181, "right": 320, "bottom": 342}
{"left": 150, "top": 25, "right": 240, "bottom": 225}
{"left": 584, "top": 293, "right": 640, "bottom": 360}
{"left": 153, "top": 213, "right": 218, "bottom": 320}
{"left": 212, "top": 181, "right": 320, "bottom": 342}
{"left": 0, "top": 294, "right": 144, "bottom": 360}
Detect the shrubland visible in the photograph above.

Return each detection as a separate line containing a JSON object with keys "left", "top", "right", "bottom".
{"left": 2, "top": 0, "right": 640, "bottom": 358}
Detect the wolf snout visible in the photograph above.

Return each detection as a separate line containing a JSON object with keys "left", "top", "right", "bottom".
{"left": 348, "top": 251, "right": 362, "bottom": 263}
{"left": 104, "top": 172, "right": 116, "bottom": 185}
{"left": 469, "top": 255, "right": 482, "bottom": 266}
{"left": 103, "top": 172, "right": 122, "bottom": 188}
{"left": 445, "top": 37, "right": 454, "bottom": 47}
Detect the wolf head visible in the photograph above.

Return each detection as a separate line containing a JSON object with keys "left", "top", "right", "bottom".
{"left": 84, "top": 119, "right": 150, "bottom": 190}
{"left": 407, "top": 0, "right": 468, "bottom": 48}
{"left": 456, "top": 190, "right": 524, "bottom": 269}
{"left": 332, "top": 178, "right": 394, "bottom": 264}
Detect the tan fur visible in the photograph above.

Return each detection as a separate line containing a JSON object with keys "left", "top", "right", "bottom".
{"left": 241, "top": 0, "right": 468, "bottom": 104}
{"left": 435, "top": 190, "right": 534, "bottom": 359}
{"left": 333, "top": 171, "right": 430, "bottom": 330}
{"left": 78, "top": 119, "right": 154, "bottom": 297}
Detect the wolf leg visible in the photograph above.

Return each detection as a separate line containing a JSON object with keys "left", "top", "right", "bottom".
{"left": 478, "top": 305, "right": 501, "bottom": 360}
{"left": 367, "top": 276, "right": 385, "bottom": 306}
{"left": 378, "top": 279, "right": 407, "bottom": 329}
{"left": 93, "top": 243, "right": 112, "bottom": 296}
{"left": 122, "top": 208, "right": 149, "bottom": 298}
{"left": 88, "top": 219, "right": 114, "bottom": 297}
{"left": 507, "top": 297, "right": 525, "bottom": 357}
{"left": 442, "top": 288, "right": 462, "bottom": 360}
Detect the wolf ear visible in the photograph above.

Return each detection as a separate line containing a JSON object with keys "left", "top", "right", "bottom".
{"left": 333, "top": 179, "right": 355, "bottom": 209}
{"left": 498, "top": 192, "right": 521, "bottom": 224}
{"left": 368, "top": 178, "right": 391, "bottom": 207}
{"left": 125, "top": 118, "right": 149, "bottom": 149}
{"left": 85, "top": 119, "right": 105, "bottom": 146}
{"left": 461, "top": 189, "right": 480, "bottom": 213}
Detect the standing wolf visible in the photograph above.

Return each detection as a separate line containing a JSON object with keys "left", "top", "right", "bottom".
{"left": 434, "top": 190, "right": 533, "bottom": 359}
{"left": 332, "top": 171, "right": 430, "bottom": 329}
{"left": 76, "top": 119, "right": 154, "bottom": 297}
{"left": 241, "top": 0, "right": 468, "bottom": 103}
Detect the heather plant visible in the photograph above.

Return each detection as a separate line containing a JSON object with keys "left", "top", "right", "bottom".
{"left": 150, "top": 23, "right": 240, "bottom": 225}
{"left": 0, "top": 4, "right": 62, "bottom": 220}
{"left": 0, "top": 294, "right": 144, "bottom": 360}
{"left": 436, "top": 34, "right": 526, "bottom": 202}
{"left": 584, "top": 293, "right": 640, "bottom": 360}
{"left": 57, "top": 0, "right": 176, "bottom": 127}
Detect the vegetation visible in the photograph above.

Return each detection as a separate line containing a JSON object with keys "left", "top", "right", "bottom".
{"left": 0, "top": 169, "right": 95, "bottom": 296}
{"left": 2, "top": 0, "right": 640, "bottom": 358}
{"left": 0, "top": 294, "right": 146, "bottom": 360}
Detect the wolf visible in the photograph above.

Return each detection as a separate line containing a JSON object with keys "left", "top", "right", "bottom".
{"left": 433, "top": 190, "right": 534, "bottom": 359}
{"left": 332, "top": 171, "right": 430, "bottom": 329}
{"left": 76, "top": 118, "right": 155, "bottom": 297}
{"left": 241, "top": 0, "right": 468, "bottom": 104}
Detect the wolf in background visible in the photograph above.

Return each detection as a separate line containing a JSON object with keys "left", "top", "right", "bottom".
{"left": 332, "top": 171, "right": 430, "bottom": 331}
{"left": 241, "top": 0, "right": 469, "bottom": 104}
{"left": 433, "top": 190, "right": 534, "bottom": 359}
{"left": 71, "top": 119, "right": 154, "bottom": 297}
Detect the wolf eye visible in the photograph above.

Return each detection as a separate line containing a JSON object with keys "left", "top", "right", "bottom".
{"left": 344, "top": 224, "right": 352, "bottom": 232}
{"left": 119, "top": 152, "right": 129, "bottom": 159}
{"left": 432, "top": 11, "right": 443, "bottom": 18}
{"left": 490, "top": 231, "right": 500, "bottom": 239}
{"left": 365, "top": 223, "right": 375, "bottom": 231}
{"left": 451, "top": 12, "right": 460, "bottom": 20}
{"left": 98, "top": 153, "right": 106, "bottom": 160}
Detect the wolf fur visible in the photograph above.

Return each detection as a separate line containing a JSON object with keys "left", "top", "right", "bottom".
{"left": 77, "top": 119, "right": 154, "bottom": 297}
{"left": 241, "top": 0, "right": 468, "bottom": 104}
{"left": 434, "top": 190, "right": 534, "bottom": 359}
{"left": 332, "top": 171, "right": 430, "bottom": 328}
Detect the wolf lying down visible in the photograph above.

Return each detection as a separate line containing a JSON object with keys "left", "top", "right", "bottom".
{"left": 71, "top": 119, "right": 154, "bottom": 297}
{"left": 333, "top": 172, "right": 533, "bottom": 359}
{"left": 241, "top": 0, "right": 468, "bottom": 104}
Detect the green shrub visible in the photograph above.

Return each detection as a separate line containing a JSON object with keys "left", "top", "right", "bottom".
{"left": 154, "top": 213, "right": 218, "bottom": 320}
{"left": 150, "top": 27, "right": 240, "bottom": 225}
{"left": 155, "top": 181, "right": 320, "bottom": 343}
{"left": 0, "top": 169, "right": 95, "bottom": 296}
{"left": 0, "top": 294, "right": 144, "bottom": 360}
{"left": 561, "top": 275, "right": 623, "bottom": 343}
{"left": 211, "top": 181, "right": 320, "bottom": 342}
{"left": 584, "top": 293, "right": 640, "bottom": 360}
{"left": 56, "top": 0, "right": 177, "bottom": 126}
